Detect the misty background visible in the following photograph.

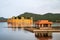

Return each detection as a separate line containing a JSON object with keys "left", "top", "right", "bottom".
{"left": 0, "top": 0, "right": 60, "bottom": 18}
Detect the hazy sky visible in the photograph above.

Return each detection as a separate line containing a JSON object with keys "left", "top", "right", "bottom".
{"left": 0, "top": 0, "right": 60, "bottom": 18}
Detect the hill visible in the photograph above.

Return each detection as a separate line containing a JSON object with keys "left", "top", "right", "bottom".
{"left": 17, "top": 12, "right": 60, "bottom": 22}
{"left": 0, "top": 17, "right": 7, "bottom": 22}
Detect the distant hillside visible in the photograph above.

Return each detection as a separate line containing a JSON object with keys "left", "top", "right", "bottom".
{"left": 17, "top": 12, "right": 60, "bottom": 22}
{"left": 18, "top": 12, "right": 41, "bottom": 21}
{"left": 0, "top": 17, "right": 7, "bottom": 22}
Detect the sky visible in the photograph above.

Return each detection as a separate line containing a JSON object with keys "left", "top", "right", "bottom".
{"left": 0, "top": 0, "right": 60, "bottom": 18}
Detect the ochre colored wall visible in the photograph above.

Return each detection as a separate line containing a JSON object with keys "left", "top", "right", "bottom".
{"left": 7, "top": 17, "right": 33, "bottom": 27}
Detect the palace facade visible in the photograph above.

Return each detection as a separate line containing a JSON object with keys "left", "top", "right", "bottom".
{"left": 7, "top": 17, "right": 33, "bottom": 28}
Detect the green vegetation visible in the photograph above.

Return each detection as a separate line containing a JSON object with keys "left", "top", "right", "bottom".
{"left": 0, "top": 12, "right": 60, "bottom": 22}
{"left": 17, "top": 12, "right": 60, "bottom": 22}
{"left": 0, "top": 17, "right": 7, "bottom": 22}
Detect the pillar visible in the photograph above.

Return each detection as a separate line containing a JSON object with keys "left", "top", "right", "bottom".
{"left": 42, "top": 24, "right": 44, "bottom": 27}
{"left": 39, "top": 25, "right": 40, "bottom": 29}
{"left": 42, "top": 33, "right": 44, "bottom": 37}
{"left": 35, "top": 32, "right": 39, "bottom": 37}
{"left": 48, "top": 32, "right": 52, "bottom": 37}
{"left": 48, "top": 24, "right": 52, "bottom": 29}
{"left": 48, "top": 24, "right": 51, "bottom": 27}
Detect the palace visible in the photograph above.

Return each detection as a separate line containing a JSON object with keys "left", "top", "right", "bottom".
{"left": 7, "top": 16, "right": 33, "bottom": 28}
{"left": 7, "top": 17, "right": 60, "bottom": 37}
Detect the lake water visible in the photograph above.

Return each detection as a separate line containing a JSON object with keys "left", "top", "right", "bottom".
{"left": 0, "top": 22, "right": 60, "bottom": 40}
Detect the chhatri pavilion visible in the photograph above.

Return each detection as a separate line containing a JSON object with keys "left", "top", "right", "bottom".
{"left": 35, "top": 20, "right": 53, "bottom": 29}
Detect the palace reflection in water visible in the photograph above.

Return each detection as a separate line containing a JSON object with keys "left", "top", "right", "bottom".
{"left": 0, "top": 22, "right": 60, "bottom": 40}
{"left": 8, "top": 27, "right": 52, "bottom": 40}
{"left": 8, "top": 23, "right": 53, "bottom": 40}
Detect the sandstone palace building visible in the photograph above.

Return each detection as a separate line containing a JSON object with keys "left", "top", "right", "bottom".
{"left": 7, "top": 16, "right": 33, "bottom": 28}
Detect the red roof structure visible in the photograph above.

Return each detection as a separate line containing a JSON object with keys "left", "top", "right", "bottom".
{"left": 35, "top": 20, "right": 53, "bottom": 24}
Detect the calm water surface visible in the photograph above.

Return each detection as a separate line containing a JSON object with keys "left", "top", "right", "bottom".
{"left": 0, "top": 22, "right": 60, "bottom": 40}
